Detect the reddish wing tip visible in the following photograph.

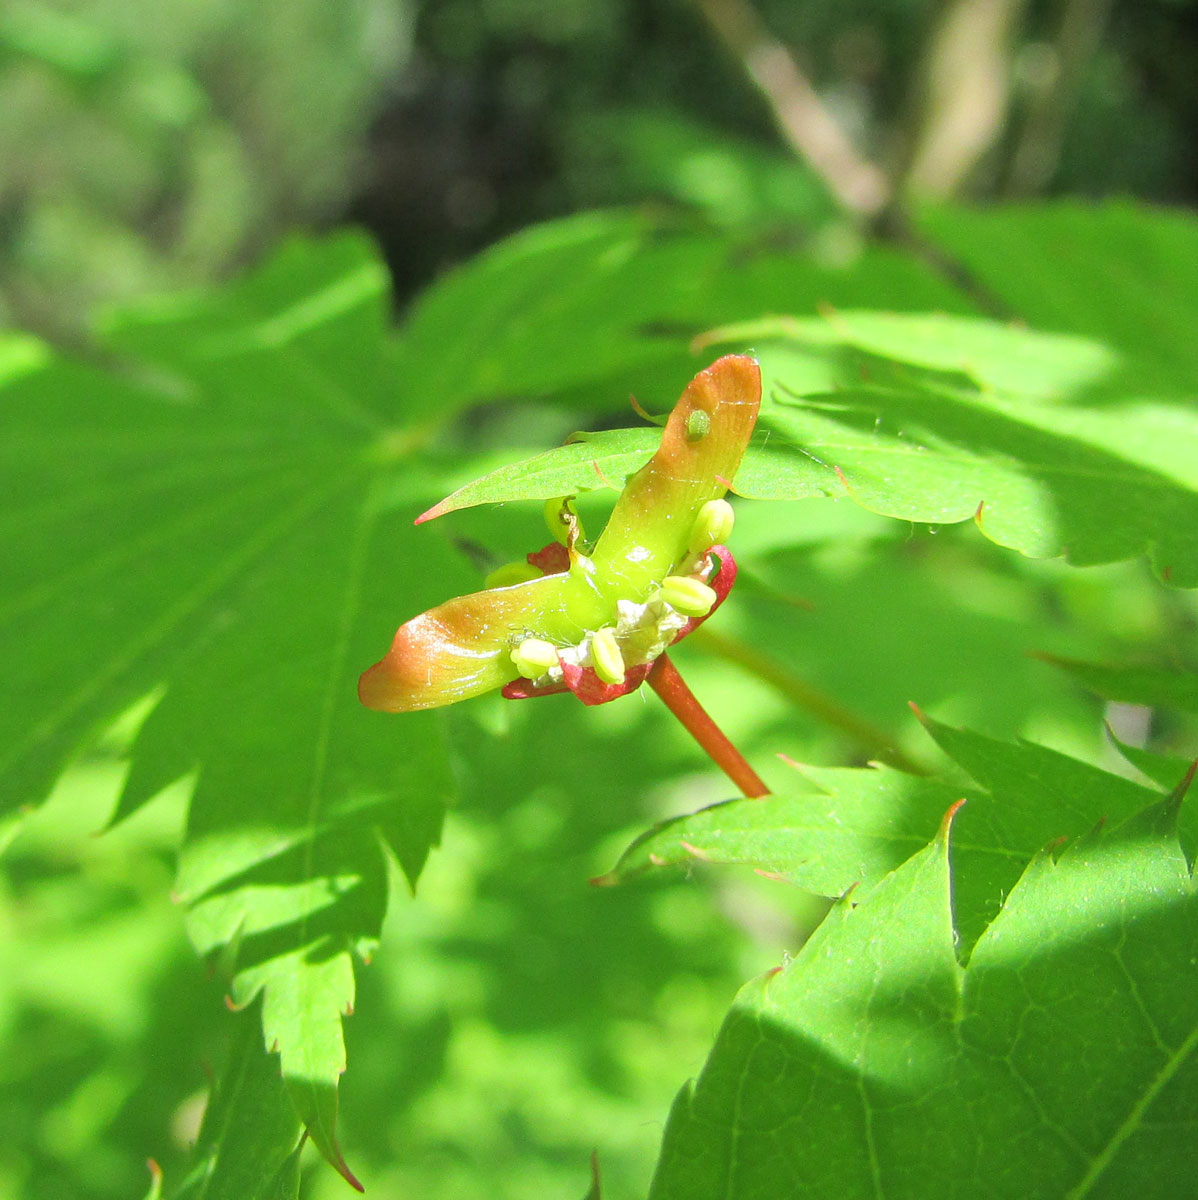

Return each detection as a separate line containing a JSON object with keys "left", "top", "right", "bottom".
{"left": 413, "top": 502, "right": 444, "bottom": 525}
{"left": 358, "top": 660, "right": 402, "bottom": 711}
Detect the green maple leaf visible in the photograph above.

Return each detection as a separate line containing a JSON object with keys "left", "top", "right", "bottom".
{"left": 171, "top": 1005, "right": 305, "bottom": 1200}
{"left": 600, "top": 717, "right": 1187, "bottom": 947}
{"left": 651, "top": 783, "right": 1197, "bottom": 1199}
{"left": 335, "top": 203, "right": 1198, "bottom": 592}
{"left": 0, "top": 215, "right": 806, "bottom": 1189}
{"left": 1, "top": 233, "right": 464, "bottom": 1182}
{"left": 721, "top": 316, "right": 1198, "bottom": 583}
{"left": 417, "top": 310, "right": 1198, "bottom": 586}
{"left": 919, "top": 200, "right": 1198, "bottom": 397}
{"left": 7, "top": 198, "right": 1195, "bottom": 1194}
{"left": 1038, "top": 655, "right": 1198, "bottom": 715}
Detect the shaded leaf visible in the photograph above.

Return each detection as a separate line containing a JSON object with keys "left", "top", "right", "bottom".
{"left": 389, "top": 207, "right": 980, "bottom": 423}
{"left": 1116, "top": 738, "right": 1198, "bottom": 787}
{"left": 596, "top": 764, "right": 962, "bottom": 896}
{"left": 171, "top": 1005, "right": 303, "bottom": 1200}
{"left": 260, "top": 1144, "right": 304, "bottom": 1200}
{"left": 604, "top": 718, "right": 1168, "bottom": 947}
{"left": 421, "top": 294, "right": 1198, "bottom": 583}
{"left": 386, "top": 211, "right": 725, "bottom": 419}
{"left": 1040, "top": 655, "right": 1198, "bottom": 714}
{"left": 919, "top": 201, "right": 1198, "bottom": 396}
{"left": 1, "top": 233, "right": 456, "bottom": 1170}
{"left": 917, "top": 715, "right": 1181, "bottom": 938}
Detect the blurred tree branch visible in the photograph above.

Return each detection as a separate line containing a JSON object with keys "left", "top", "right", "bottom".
{"left": 891, "top": 0, "right": 1030, "bottom": 203}
{"left": 691, "top": 0, "right": 1013, "bottom": 314}
{"left": 692, "top": 0, "right": 890, "bottom": 218}
{"left": 1002, "top": 0, "right": 1115, "bottom": 194}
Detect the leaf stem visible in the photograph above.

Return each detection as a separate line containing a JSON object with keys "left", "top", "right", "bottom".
{"left": 647, "top": 654, "right": 770, "bottom": 798}
{"left": 691, "top": 626, "right": 929, "bottom": 775}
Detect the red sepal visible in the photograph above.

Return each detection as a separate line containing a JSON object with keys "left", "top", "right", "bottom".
{"left": 527, "top": 541, "right": 571, "bottom": 575}
{"left": 560, "top": 660, "right": 655, "bottom": 705}
{"left": 502, "top": 675, "right": 568, "bottom": 700}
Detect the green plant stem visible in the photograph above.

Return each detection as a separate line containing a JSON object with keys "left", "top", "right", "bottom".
{"left": 647, "top": 653, "right": 770, "bottom": 798}
{"left": 691, "top": 626, "right": 928, "bottom": 775}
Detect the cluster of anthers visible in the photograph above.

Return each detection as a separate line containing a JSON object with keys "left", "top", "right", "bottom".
{"left": 500, "top": 496, "right": 737, "bottom": 706}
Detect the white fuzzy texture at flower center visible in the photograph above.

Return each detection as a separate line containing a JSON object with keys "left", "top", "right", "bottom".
{"left": 532, "top": 556, "right": 714, "bottom": 687}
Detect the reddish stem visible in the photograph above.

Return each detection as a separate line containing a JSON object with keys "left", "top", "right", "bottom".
{"left": 647, "top": 654, "right": 770, "bottom": 798}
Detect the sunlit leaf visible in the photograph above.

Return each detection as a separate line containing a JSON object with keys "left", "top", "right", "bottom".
{"left": 417, "top": 299, "right": 1198, "bottom": 583}
{"left": 704, "top": 317, "right": 1198, "bottom": 583}
{"left": 605, "top": 720, "right": 1171, "bottom": 946}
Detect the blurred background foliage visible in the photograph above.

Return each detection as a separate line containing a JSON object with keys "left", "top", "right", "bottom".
{"left": 1, "top": 1, "right": 1196, "bottom": 1198}
{"left": 2, "top": 0, "right": 1196, "bottom": 342}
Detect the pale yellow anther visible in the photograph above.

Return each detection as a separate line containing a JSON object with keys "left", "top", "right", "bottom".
{"left": 687, "top": 498, "right": 735, "bottom": 556}
{"left": 661, "top": 575, "right": 717, "bottom": 618}
{"left": 510, "top": 637, "right": 560, "bottom": 679}
{"left": 589, "top": 627, "right": 626, "bottom": 685}
{"left": 485, "top": 560, "right": 543, "bottom": 589}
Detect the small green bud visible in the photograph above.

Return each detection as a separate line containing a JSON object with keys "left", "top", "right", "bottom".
{"left": 686, "top": 409, "right": 711, "bottom": 441}
{"left": 510, "top": 637, "right": 560, "bottom": 678}
{"left": 661, "top": 575, "right": 717, "bottom": 618}
{"left": 485, "top": 560, "right": 543, "bottom": 589}
{"left": 687, "top": 498, "right": 735, "bottom": 556}
{"left": 589, "top": 627, "right": 626, "bottom": 685}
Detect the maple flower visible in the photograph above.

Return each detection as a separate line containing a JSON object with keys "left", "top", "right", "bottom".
{"left": 358, "top": 355, "right": 761, "bottom": 714}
